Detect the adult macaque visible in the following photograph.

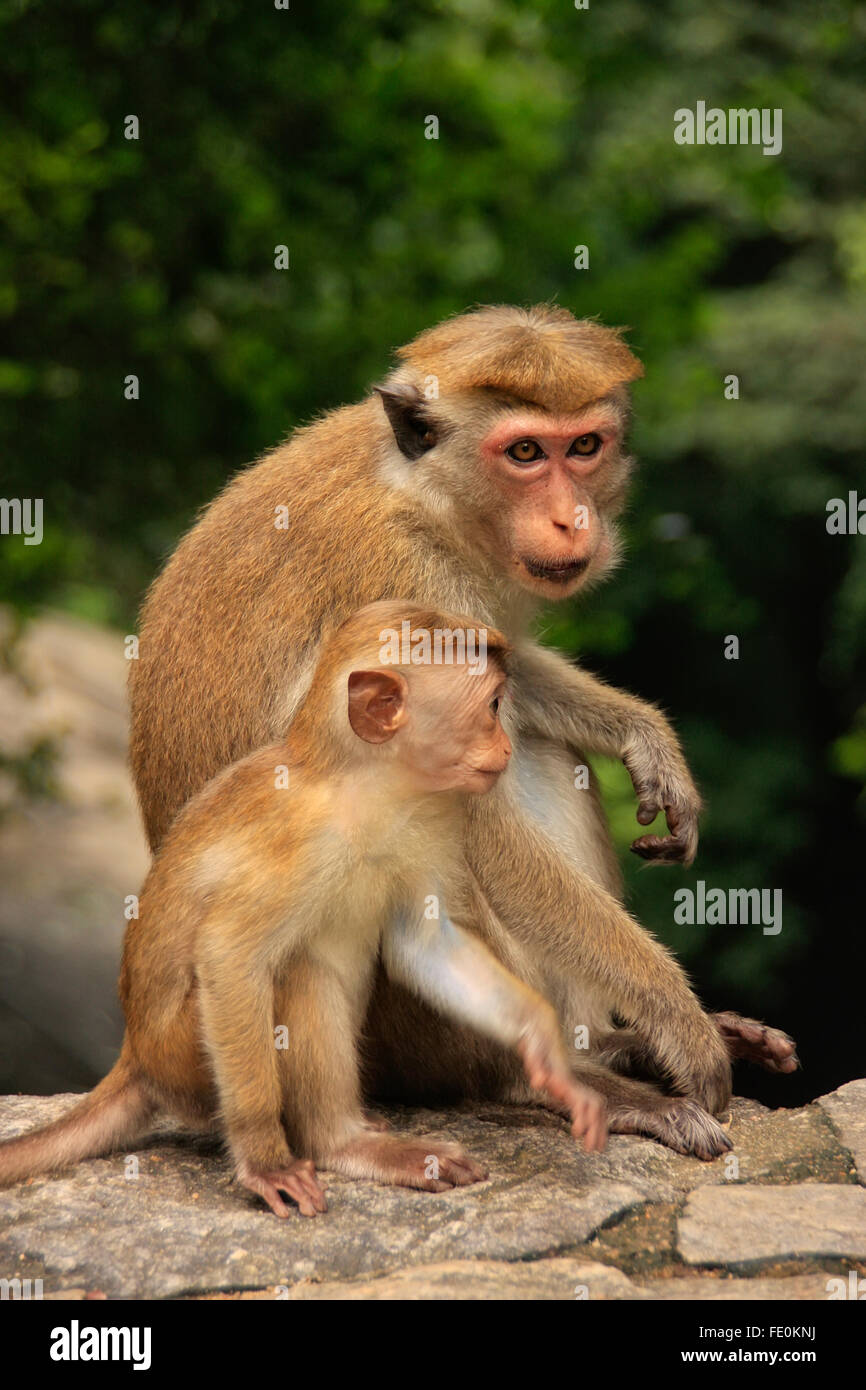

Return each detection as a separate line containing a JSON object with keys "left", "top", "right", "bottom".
{"left": 129, "top": 305, "right": 797, "bottom": 1159}
{"left": 0, "top": 603, "right": 606, "bottom": 1214}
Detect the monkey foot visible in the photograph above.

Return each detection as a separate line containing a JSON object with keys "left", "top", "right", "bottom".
{"left": 611, "top": 1098, "right": 732, "bottom": 1162}
{"left": 712, "top": 1011, "right": 800, "bottom": 1074}
{"left": 237, "top": 1156, "right": 328, "bottom": 1218}
{"left": 330, "top": 1134, "right": 488, "bottom": 1192}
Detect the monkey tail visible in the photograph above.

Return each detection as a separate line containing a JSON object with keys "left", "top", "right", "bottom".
{"left": 0, "top": 1047, "right": 154, "bottom": 1188}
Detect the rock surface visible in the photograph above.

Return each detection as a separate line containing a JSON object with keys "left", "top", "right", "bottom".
{"left": 0, "top": 1085, "right": 863, "bottom": 1300}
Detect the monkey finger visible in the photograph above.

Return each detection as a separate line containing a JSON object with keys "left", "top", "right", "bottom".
{"left": 556, "top": 1078, "right": 607, "bottom": 1146}
{"left": 580, "top": 1109, "right": 608, "bottom": 1153}
{"left": 571, "top": 1095, "right": 608, "bottom": 1152}
{"left": 630, "top": 833, "right": 688, "bottom": 863}
{"left": 664, "top": 807, "right": 698, "bottom": 864}
{"left": 636, "top": 799, "right": 661, "bottom": 826}
{"left": 570, "top": 1109, "right": 607, "bottom": 1153}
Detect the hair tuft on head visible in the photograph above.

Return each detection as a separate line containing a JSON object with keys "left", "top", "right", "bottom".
{"left": 392, "top": 304, "right": 643, "bottom": 412}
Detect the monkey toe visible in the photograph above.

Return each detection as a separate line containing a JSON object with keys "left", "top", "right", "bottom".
{"left": 438, "top": 1159, "right": 483, "bottom": 1187}
{"left": 659, "top": 1100, "right": 732, "bottom": 1161}
{"left": 611, "top": 1099, "right": 731, "bottom": 1161}
{"left": 434, "top": 1144, "right": 488, "bottom": 1187}
{"left": 239, "top": 1160, "right": 328, "bottom": 1218}
{"left": 712, "top": 1012, "right": 800, "bottom": 1074}
{"left": 293, "top": 1159, "right": 329, "bottom": 1209}
{"left": 334, "top": 1136, "right": 488, "bottom": 1191}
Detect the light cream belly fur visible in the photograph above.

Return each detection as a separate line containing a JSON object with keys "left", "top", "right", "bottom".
{"left": 498, "top": 735, "right": 621, "bottom": 1042}
{"left": 306, "top": 860, "right": 394, "bottom": 1024}
{"left": 509, "top": 736, "right": 620, "bottom": 888}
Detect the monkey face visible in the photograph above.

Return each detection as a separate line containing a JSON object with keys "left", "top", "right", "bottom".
{"left": 478, "top": 405, "right": 630, "bottom": 600}
{"left": 399, "top": 662, "right": 511, "bottom": 794}
{"left": 350, "top": 659, "right": 511, "bottom": 796}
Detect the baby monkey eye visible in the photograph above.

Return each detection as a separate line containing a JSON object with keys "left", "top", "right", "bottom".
{"left": 506, "top": 439, "right": 544, "bottom": 464}
{"left": 568, "top": 433, "right": 602, "bottom": 457}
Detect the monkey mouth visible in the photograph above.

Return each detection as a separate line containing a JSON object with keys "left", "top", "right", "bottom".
{"left": 521, "top": 556, "right": 590, "bottom": 585}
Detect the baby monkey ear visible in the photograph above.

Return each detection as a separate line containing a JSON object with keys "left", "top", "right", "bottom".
{"left": 375, "top": 383, "right": 438, "bottom": 460}
{"left": 347, "top": 670, "right": 409, "bottom": 744}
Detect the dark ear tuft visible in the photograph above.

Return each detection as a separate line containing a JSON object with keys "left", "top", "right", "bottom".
{"left": 375, "top": 384, "right": 437, "bottom": 460}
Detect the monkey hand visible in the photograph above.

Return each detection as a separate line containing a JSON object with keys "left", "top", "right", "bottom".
{"left": 624, "top": 723, "right": 702, "bottom": 866}
{"left": 236, "top": 1155, "right": 328, "bottom": 1219}
{"left": 517, "top": 1015, "right": 607, "bottom": 1153}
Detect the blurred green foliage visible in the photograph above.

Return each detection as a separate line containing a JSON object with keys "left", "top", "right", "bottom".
{"left": 1, "top": 0, "right": 864, "bottom": 1094}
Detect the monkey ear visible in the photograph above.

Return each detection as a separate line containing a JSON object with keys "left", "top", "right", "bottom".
{"left": 375, "top": 384, "right": 437, "bottom": 460}
{"left": 347, "top": 670, "right": 409, "bottom": 744}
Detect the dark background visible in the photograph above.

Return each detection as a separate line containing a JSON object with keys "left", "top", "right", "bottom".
{"left": 1, "top": 0, "right": 864, "bottom": 1104}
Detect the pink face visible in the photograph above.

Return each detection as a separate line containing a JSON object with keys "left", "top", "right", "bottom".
{"left": 399, "top": 663, "right": 512, "bottom": 795}
{"left": 347, "top": 661, "right": 512, "bottom": 795}
{"left": 480, "top": 406, "right": 623, "bottom": 596}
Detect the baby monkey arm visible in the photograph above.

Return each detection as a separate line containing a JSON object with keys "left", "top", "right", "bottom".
{"left": 383, "top": 902, "right": 607, "bottom": 1151}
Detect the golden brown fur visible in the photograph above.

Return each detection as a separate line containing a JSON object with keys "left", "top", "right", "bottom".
{"left": 126, "top": 304, "right": 797, "bottom": 1160}
{"left": 394, "top": 304, "right": 643, "bottom": 411}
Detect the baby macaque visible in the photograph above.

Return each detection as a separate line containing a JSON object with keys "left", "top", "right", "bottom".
{"left": 0, "top": 601, "right": 606, "bottom": 1216}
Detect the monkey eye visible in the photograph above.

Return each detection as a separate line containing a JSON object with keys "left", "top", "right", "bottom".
{"left": 506, "top": 439, "right": 545, "bottom": 464}
{"left": 489, "top": 696, "right": 501, "bottom": 714}
{"left": 568, "top": 433, "right": 602, "bottom": 457}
